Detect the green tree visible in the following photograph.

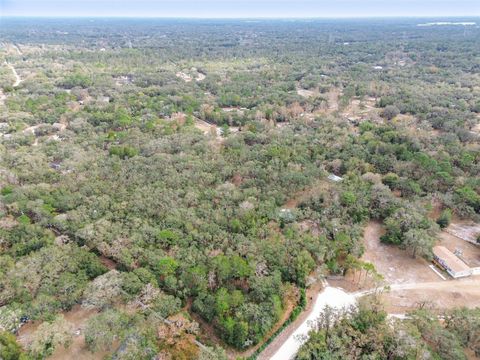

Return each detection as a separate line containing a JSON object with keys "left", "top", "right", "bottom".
{"left": 85, "top": 309, "right": 129, "bottom": 352}
{"left": 0, "top": 331, "right": 28, "bottom": 360}
{"left": 436, "top": 209, "right": 452, "bottom": 229}
{"left": 403, "top": 228, "right": 435, "bottom": 258}
{"left": 28, "top": 315, "right": 72, "bottom": 359}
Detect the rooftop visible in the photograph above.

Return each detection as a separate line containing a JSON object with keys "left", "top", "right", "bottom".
{"left": 433, "top": 245, "right": 471, "bottom": 274}
{"left": 328, "top": 174, "right": 343, "bottom": 182}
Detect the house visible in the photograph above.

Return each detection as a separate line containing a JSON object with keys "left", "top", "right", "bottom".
{"left": 432, "top": 246, "right": 472, "bottom": 278}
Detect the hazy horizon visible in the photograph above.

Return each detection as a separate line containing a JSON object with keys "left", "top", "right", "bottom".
{"left": 1, "top": 0, "right": 480, "bottom": 18}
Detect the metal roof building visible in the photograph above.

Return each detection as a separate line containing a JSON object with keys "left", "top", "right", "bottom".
{"left": 432, "top": 246, "right": 472, "bottom": 278}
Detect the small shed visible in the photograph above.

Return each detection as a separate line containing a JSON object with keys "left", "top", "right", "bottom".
{"left": 328, "top": 174, "right": 343, "bottom": 182}
{"left": 432, "top": 246, "right": 472, "bottom": 278}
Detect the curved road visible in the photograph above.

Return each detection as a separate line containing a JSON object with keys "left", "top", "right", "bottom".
{"left": 262, "top": 275, "right": 480, "bottom": 360}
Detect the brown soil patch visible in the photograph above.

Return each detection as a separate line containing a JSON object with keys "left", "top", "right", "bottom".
{"left": 362, "top": 221, "right": 439, "bottom": 284}
{"left": 427, "top": 198, "right": 443, "bottom": 220}
{"left": 283, "top": 179, "right": 330, "bottom": 210}
{"left": 384, "top": 277, "right": 480, "bottom": 313}
{"left": 99, "top": 255, "right": 118, "bottom": 270}
{"left": 445, "top": 221, "right": 480, "bottom": 245}
{"left": 0, "top": 216, "right": 18, "bottom": 229}
{"left": 194, "top": 118, "right": 218, "bottom": 136}
{"left": 465, "top": 348, "right": 480, "bottom": 360}
{"left": 296, "top": 88, "right": 316, "bottom": 98}
{"left": 341, "top": 96, "right": 378, "bottom": 120}
{"left": 17, "top": 305, "right": 113, "bottom": 360}
{"left": 326, "top": 89, "right": 341, "bottom": 112}
{"left": 327, "top": 276, "right": 365, "bottom": 292}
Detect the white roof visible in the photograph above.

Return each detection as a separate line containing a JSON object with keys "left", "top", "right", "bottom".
{"left": 328, "top": 174, "right": 343, "bottom": 182}
{"left": 433, "top": 246, "right": 470, "bottom": 274}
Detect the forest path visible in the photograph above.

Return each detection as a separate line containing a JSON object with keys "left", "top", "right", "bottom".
{"left": 5, "top": 61, "right": 22, "bottom": 87}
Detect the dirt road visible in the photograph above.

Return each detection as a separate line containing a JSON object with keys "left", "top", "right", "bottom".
{"left": 268, "top": 286, "right": 356, "bottom": 360}
{"left": 5, "top": 62, "right": 22, "bottom": 87}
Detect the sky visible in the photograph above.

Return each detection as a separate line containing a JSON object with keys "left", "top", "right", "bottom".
{"left": 1, "top": 0, "right": 479, "bottom": 18}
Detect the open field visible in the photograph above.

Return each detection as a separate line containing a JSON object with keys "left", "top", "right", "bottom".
{"left": 384, "top": 279, "right": 480, "bottom": 313}
{"left": 362, "top": 221, "right": 439, "bottom": 284}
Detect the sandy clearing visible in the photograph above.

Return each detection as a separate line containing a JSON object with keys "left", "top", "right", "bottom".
{"left": 17, "top": 305, "right": 114, "bottom": 360}
{"left": 22, "top": 124, "right": 40, "bottom": 135}
{"left": 0, "top": 216, "right": 18, "bottom": 229}
{"left": 361, "top": 221, "right": 439, "bottom": 284}
{"left": 326, "top": 89, "right": 341, "bottom": 112}
{"left": 176, "top": 71, "right": 192, "bottom": 82}
{"left": 361, "top": 220, "right": 480, "bottom": 313}
{"left": 341, "top": 96, "right": 378, "bottom": 120}
{"left": 471, "top": 122, "right": 480, "bottom": 134}
{"left": 383, "top": 277, "right": 480, "bottom": 313}
{"left": 296, "top": 88, "right": 316, "bottom": 98}
{"left": 194, "top": 118, "right": 222, "bottom": 137}
{"left": 22, "top": 122, "right": 66, "bottom": 137}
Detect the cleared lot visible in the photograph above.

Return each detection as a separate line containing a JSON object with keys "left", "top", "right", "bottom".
{"left": 385, "top": 278, "right": 480, "bottom": 312}
{"left": 361, "top": 221, "right": 439, "bottom": 284}
{"left": 361, "top": 221, "right": 480, "bottom": 313}
{"left": 17, "top": 305, "right": 110, "bottom": 360}
{"left": 446, "top": 222, "right": 480, "bottom": 245}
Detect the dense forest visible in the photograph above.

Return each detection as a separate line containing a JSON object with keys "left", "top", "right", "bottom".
{"left": 0, "top": 18, "right": 479, "bottom": 359}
